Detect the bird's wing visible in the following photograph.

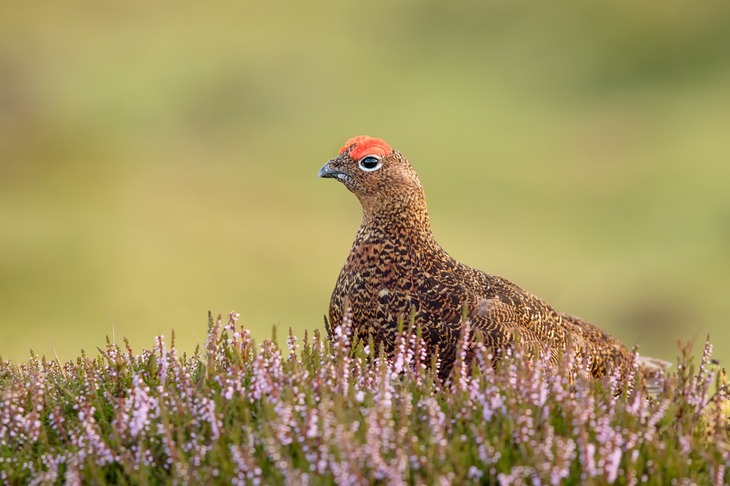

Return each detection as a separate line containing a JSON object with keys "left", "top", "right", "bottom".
{"left": 467, "top": 273, "right": 572, "bottom": 351}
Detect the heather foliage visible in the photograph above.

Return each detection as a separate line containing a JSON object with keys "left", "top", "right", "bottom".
{"left": 1, "top": 313, "right": 728, "bottom": 485}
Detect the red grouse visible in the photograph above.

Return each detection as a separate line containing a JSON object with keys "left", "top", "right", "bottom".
{"left": 319, "top": 135, "right": 635, "bottom": 378}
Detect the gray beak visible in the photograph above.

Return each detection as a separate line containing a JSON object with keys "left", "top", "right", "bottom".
{"left": 318, "top": 161, "right": 339, "bottom": 179}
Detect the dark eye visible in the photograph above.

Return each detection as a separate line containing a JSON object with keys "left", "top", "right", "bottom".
{"left": 358, "top": 155, "right": 382, "bottom": 172}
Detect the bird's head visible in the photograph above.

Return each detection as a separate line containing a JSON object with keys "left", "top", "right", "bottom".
{"left": 318, "top": 136, "right": 426, "bottom": 218}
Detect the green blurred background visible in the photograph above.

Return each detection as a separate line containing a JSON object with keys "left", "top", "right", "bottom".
{"left": 1, "top": 1, "right": 729, "bottom": 365}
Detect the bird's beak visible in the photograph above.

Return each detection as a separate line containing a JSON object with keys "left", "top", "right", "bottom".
{"left": 318, "top": 161, "right": 339, "bottom": 179}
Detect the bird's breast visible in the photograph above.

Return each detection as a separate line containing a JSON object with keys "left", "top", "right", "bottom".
{"left": 334, "top": 239, "right": 423, "bottom": 317}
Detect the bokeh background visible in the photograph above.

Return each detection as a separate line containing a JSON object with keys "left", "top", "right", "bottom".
{"left": 1, "top": 1, "right": 729, "bottom": 365}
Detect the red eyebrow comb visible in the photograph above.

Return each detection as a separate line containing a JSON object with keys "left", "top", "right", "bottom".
{"left": 339, "top": 136, "right": 392, "bottom": 160}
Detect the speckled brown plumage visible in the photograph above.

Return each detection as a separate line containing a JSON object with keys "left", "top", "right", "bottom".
{"left": 318, "top": 136, "right": 634, "bottom": 379}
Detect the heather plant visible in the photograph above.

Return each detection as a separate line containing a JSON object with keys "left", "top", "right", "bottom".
{"left": 1, "top": 313, "right": 728, "bottom": 485}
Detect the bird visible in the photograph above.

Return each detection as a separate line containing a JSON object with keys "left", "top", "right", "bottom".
{"left": 318, "top": 135, "right": 641, "bottom": 380}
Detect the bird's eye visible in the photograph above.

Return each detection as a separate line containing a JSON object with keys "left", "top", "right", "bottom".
{"left": 358, "top": 155, "right": 382, "bottom": 172}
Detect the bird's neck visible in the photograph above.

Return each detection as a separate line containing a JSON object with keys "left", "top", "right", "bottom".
{"left": 358, "top": 196, "right": 435, "bottom": 245}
